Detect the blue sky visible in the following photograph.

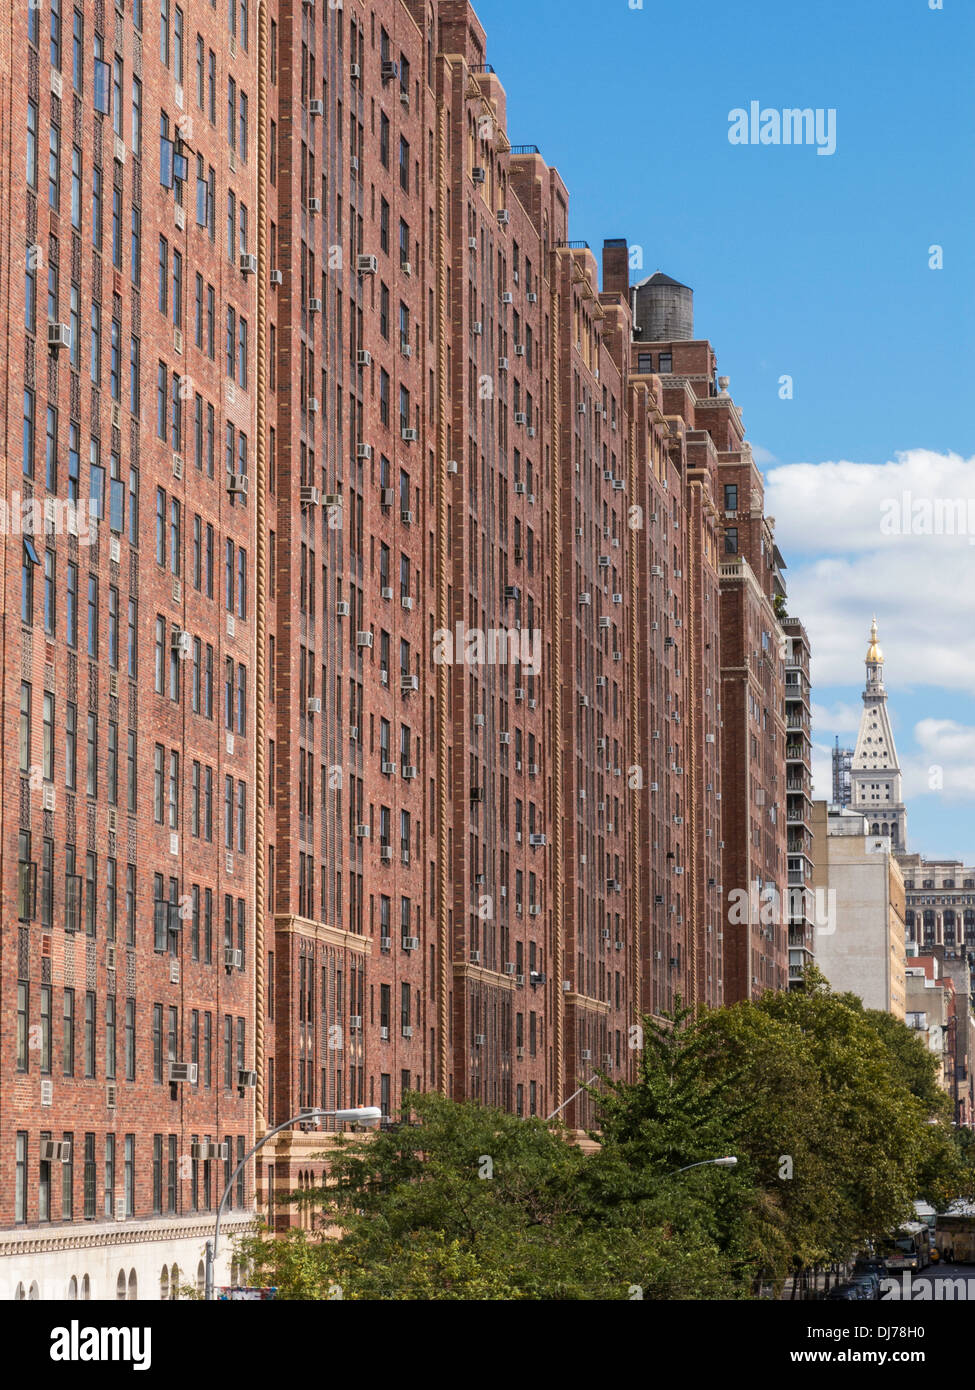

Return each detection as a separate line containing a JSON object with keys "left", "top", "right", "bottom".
{"left": 475, "top": 0, "right": 975, "bottom": 861}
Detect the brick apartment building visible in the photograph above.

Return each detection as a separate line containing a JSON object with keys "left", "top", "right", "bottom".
{"left": 0, "top": 0, "right": 806, "bottom": 1294}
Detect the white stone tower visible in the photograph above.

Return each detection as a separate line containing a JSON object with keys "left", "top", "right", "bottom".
{"left": 849, "top": 618, "right": 908, "bottom": 849}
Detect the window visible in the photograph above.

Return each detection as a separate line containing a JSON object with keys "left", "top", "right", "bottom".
{"left": 16, "top": 984, "right": 29, "bottom": 1072}
{"left": 724, "top": 527, "right": 739, "bottom": 556}
{"left": 131, "top": 77, "right": 143, "bottom": 157}
{"left": 84, "top": 991, "right": 96, "bottom": 1078}
{"left": 49, "top": 123, "right": 61, "bottom": 211}
{"left": 125, "top": 999, "right": 135, "bottom": 1081}
{"left": 63, "top": 989, "right": 75, "bottom": 1076}
{"left": 724, "top": 483, "right": 738, "bottom": 512}
{"left": 27, "top": 101, "right": 38, "bottom": 188}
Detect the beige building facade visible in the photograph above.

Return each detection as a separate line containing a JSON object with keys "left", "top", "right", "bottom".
{"left": 811, "top": 802, "right": 907, "bottom": 1018}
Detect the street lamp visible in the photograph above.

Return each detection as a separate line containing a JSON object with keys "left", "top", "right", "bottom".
{"left": 669, "top": 1156, "right": 738, "bottom": 1176}
{"left": 204, "top": 1106, "right": 382, "bottom": 1301}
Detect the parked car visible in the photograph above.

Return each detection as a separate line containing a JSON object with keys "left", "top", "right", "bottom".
{"left": 825, "top": 1282, "right": 866, "bottom": 1301}
{"left": 850, "top": 1271, "right": 881, "bottom": 1300}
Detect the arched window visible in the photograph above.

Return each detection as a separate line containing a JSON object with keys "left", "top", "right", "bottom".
{"left": 923, "top": 910, "right": 936, "bottom": 944}
{"left": 871, "top": 823, "right": 880, "bottom": 836}
{"left": 66, "top": 1276, "right": 77, "bottom": 1300}
{"left": 14, "top": 1283, "right": 25, "bottom": 1301}
{"left": 128, "top": 1269, "right": 138, "bottom": 1300}
{"left": 197, "top": 1260, "right": 206, "bottom": 1296}
{"left": 170, "top": 1264, "right": 180, "bottom": 1300}
{"left": 117, "top": 1270, "right": 127, "bottom": 1300}
{"left": 945, "top": 911, "right": 956, "bottom": 945}
{"left": 80, "top": 1275, "right": 90, "bottom": 1301}
{"left": 160, "top": 1266, "right": 170, "bottom": 1301}
{"left": 28, "top": 1282, "right": 39, "bottom": 1301}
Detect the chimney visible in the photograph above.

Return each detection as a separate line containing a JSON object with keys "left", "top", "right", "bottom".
{"left": 602, "top": 239, "right": 629, "bottom": 300}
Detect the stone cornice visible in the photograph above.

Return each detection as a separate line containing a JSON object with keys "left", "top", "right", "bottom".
{"left": 0, "top": 1212, "right": 255, "bottom": 1257}
{"left": 452, "top": 962, "right": 515, "bottom": 992}
{"left": 273, "top": 915, "right": 372, "bottom": 955}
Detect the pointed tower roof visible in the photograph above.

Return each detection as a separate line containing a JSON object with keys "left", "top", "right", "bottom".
{"left": 866, "top": 616, "right": 883, "bottom": 665}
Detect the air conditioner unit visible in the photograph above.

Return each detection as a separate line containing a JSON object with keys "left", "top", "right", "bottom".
{"left": 356, "top": 253, "right": 378, "bottom": 275}
{"left": 514, "top": 411, "right": 527, "bottom": 425}
{"left": 497, "top": 209, "right": 510, "bottom": 226}
{"left": 356, "top": 631, "right": 373, "bottom": 647}
{"left": 300, "top": 485, "right": 321, "bottom": 506}
{"left": 238, "top": 1069, "right": 257, "bottom": 1088}
{"left": 596, "top": 675, "right": 607, "bottom": 688}
{"left": 400, "top": 340, "right": 412, "bottom": 358}
{"left": 168, "top": 1061, "right": 198, "bottom": 1085}
{"left": 527, "top": 291, "right": 538, "bottom": 303}
{"left": 612, "top": 593, "right": 623, "bottom": 604}
{"left": 501, "top": 291, "right": 513, "bottom": 305}
{"left": 228, "top": 473, "right": 248, "bottom": 497}
{"left": 514, "top": 688, "right": 525, "bottom": 701}
{"left": 401, "top": 428, "right": 418, "bottom": 443}
{"left": 504, "top": 584, "right": 519, "bottom": 600}
{"left": 357, "top": 443, "right": 373, "bottom": 459}
{"left": 401, "top": 674, "right": 419, "bottom": 692}
{"left": 514, "top": 481, "right": 527, "bottom": 495}
{"left": 307, "top": 697, "right": 322, "bottom": 715}
{"left": 470, "top": 787, "right": 485, "bottom": 803}
{"left": 446, "top": 459, "right": 459, "bottom": 474}
{"left": 515, "top": 344, "right": 526, "bottom": 357}
{"left": 40, "top": 1140, "right": 71, "bottom": 1163}
{"left": 224, "top": 947, "right": 243, "bottom": 970}
{"left": 516, "top": 1045, "right": 525, "bottom": 1060}
{"left": 349, "top": 1015, "right": 362, "bottom": 1031}
{"left": 350, "top": 63, "right": 361, "bottom": 81}
{"left": 380, "top": 936, "right": 391, "bottom": 952}
{"left": 529, "top": 833, "right": 546, "bottom": 847}
{"left": 307, "top": 397, "right": 320, "bottom": 414}
{"left": 270, "top": 268, "right": 283, "bottom": 285}
{"left": 309, "top": 98, "right": 324, "bottom": 115}
{"left": 170, "top": 628, "right": 191, "bottom": 659}
{"left": 403, "top": 765, "right": 418, "bottom": 780}
{"left": 529, "top": 904, "right": 541, "bottom": 917}
{"left": 357, "top": 349, "right": 372, "bottom": 367}
{"left": 308, "top": 297, "right": 322, "bottom": 314}
{"left": 381, "top": 59, "right": 400, "bottom": 83}
{"left": 380, "top": 845, "right": 393, "bottom": 862}
{"left": 380, "top": 1025, "right": 390, "bottom": 1040}
{"left": 381, "top": 585, "right": 393, "bottom": 600}
{"left": 472, "top": 167, "right": 487, "bottom": 183}
{"left": 307, "top": 197, "right": 321, "bottom": 212}
{"left": 474, "top": 1033, "right": 486, "bottom": 1046}
{"left": 400, "top": 260, "right": 413, "bottom": 278}
{"left": 473, "top": 321, "right": 483, "bottom": 336}
{"left": 403, "top": 936, "right": 419, "bottom": 951}
{"left": 402, "top": 1025, "right": 414, "bottom": 1039}
{"left": 400, "top": 508, "right": 414, "bottom": 524}
{"left": 381, "top": 761, "right": 396, "bottom": 777}
{"left": 578, "top": 592, "right": 591, "bottom": 605}
{"left": 355, "top": 824, "right": 370, "bottom": 838}
{"left": 401, "top": 594, "right": 414, "bottom": 611}
{"left": 48, "top": 321, "right": 72, "bottom": 353}
{"left": 498, "top": 356, "right": 510, "bottom": 371}
{"left": 239, "top": 252, "right": 258, "bottom": 276}
{"left": 336, "top": 600, "right": 350, "bottom": 617}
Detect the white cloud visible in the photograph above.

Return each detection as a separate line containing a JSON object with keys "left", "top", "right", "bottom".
{"left": 769, "top": 449, "right": 975, "bottom": 690}
{"left": 749, "top": 443, "right": 778, "bottom": 466}
{"left": 901, "top": 719, "right": 975, "bottom": 803}
{"left": 810, "top": 700, "right": 861, "bottom": 739}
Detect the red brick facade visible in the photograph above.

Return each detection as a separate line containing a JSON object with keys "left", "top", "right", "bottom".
{"left": 0, "top": 0, "right": 805, "bottom": 1252}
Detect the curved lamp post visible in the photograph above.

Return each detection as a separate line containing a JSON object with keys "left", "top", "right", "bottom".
{"left": 204, "top": 1106, "right": 382, "bottom": 1301}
